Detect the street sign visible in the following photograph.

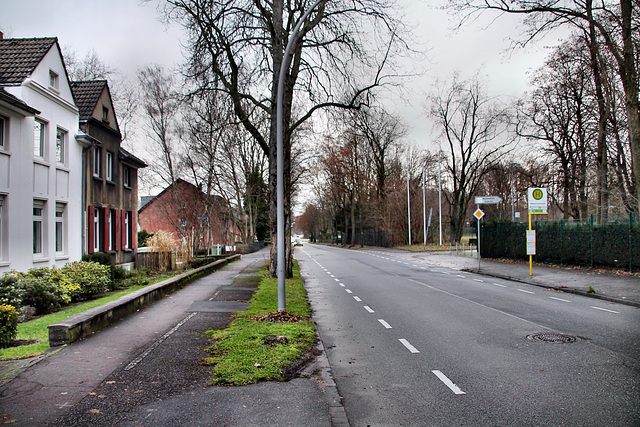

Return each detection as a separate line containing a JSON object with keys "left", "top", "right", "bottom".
{"left": 528, "top": 188, "right": 548, "bottom": 213}
{"left": 475, "top": 196, "right": 503, "bottom": 204}
{"left": 473, "top": 208, "right": 485, "bottom": 220}
{"left": 526, "top": 230, "right": 536, "bottom": 255}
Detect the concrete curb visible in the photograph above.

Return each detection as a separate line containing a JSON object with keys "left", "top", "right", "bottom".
{"left": 463, "top": 268, "right": 640, "bottom": 308}
{"left": 47, "top": 255, "right": 241, "bottom": 347}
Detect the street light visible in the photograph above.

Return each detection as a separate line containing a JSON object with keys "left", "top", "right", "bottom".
{"left": 277, "top": 0, "right": 326, "bottom": 312}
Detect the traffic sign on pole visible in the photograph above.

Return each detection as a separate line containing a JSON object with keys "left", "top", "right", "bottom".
{"left": 475, "top": 196, "right": 502, "bottom": 205}
{"left": 528, "top": 188, "right": 548, "bottom": 213}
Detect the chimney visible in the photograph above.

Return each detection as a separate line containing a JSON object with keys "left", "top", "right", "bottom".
{"left": 0, "top": 32, "right": 3, "bottom": 40}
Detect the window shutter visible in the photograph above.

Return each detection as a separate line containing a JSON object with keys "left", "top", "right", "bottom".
{"left": 121, "top": 209, "right": 127, "bottom": 250}
{"left": 88, "top": 206, "right": 95, "bottom": 254}
{"left": 131, "top": 212, "right": 136, "bottom": 249}
{"left": 103, "top": 207, "right": 110, "bottom": 252}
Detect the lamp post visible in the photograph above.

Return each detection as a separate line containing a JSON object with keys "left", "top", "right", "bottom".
{"left": 277, "top": 0, "right": 326, "bottom": 312}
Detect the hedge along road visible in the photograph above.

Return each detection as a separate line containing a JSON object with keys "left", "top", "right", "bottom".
{"left": 0, "top": 250, "right": 277, "bottom": 425}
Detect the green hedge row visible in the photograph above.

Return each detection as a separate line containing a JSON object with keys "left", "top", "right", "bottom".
{"left": 480, "top": 220, "right": 640, "bottom": 270}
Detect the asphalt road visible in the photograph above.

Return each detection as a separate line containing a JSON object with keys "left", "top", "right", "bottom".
{"left": 299, "top": 244, "right": 640, "bottom": 426}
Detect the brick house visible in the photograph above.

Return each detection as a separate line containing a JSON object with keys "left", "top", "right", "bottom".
{"left": 71, "top": 80, "right": 146, "bottom": 268}
{"left": 138, "top": 179, "right": 239, "bottom": 250}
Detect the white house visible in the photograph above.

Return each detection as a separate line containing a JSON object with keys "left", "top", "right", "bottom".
{"left": 0, "top": 37, "right": 83, "bottom": 273}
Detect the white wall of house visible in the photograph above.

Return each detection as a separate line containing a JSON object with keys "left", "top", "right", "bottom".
{"left": 0, "top": 45, "right": 82, "bottom": 274}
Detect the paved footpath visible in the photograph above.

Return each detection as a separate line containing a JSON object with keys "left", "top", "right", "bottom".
{"left": 0, "top": 249, "right": 335, "bottom": 426}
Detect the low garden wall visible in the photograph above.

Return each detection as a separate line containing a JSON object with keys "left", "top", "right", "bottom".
{"left": 47, "top": 254, "right": 241, "bottom": 347}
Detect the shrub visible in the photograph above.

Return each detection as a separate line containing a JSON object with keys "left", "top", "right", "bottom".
{"left": 82, "top": 252, "right": 114, "bottom": 267}
{"left": 19, "top": 276, "right": 68, "bottom": 314}
{"left": 0, "top": 273, "right": 25, "bottom": 310}
{"left": 0, "top": 304, "right": 18, "bottom": 348}
{"left": 61, "top": 261, "right": 110, "bottom": 300}
{"left": 145, "top": 230, "right": 176, "bottom": 252}
{"left": 138, "top": 229, "right": 151, "bottom": 248}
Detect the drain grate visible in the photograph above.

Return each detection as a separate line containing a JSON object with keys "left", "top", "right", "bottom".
{"left": 526, "top": 333, "right": 577, "bottom": 344}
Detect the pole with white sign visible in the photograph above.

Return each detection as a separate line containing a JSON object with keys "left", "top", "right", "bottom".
{"left": 527, "top": 188, "right": 548, "bottom": 276}
{"left": 473, "top": 208, "right": 484, "bottom": 270}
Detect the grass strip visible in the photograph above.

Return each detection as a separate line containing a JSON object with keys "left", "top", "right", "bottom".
{"left": 0, "top": 271, "right": 180, "bottom": 360}
{"left": 203, "top": 261, "right": 317, "bottom": 386}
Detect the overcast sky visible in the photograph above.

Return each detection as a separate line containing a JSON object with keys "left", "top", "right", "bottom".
{"left": 0, "top": 0, "right": 565, "bottom": 151}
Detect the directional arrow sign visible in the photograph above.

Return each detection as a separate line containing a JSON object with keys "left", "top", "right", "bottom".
{"left": 475, "top": 196, "right": 503, "bottom": 205}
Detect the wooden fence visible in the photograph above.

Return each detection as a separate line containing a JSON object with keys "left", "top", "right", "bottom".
{"left": 135, "top": 251, "right": 176, "bottom": 272}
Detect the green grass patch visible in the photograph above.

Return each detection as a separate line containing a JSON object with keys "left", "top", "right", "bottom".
{"left": 0, "top": 271, "right": 180, "bottom": 360}
{"left": 203, "top": 261, "right": 317, "bottom": 386}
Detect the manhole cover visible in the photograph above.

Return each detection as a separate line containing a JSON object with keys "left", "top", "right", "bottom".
{"left": 526, "top": 333, "right": 577, "bottom": 344}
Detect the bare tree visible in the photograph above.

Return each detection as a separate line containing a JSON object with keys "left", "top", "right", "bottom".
{"left": 429, "top": 74, "right": 515, "bottom": 242}
{"left": 161, "top": 0, "right": 411, "bottom": 277}
{"left": 448, "top": 0, "right": 640, "bottom": 213}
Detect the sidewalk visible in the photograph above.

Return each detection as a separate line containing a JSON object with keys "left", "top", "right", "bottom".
{"left": 0, "top": 249, "right": 337, "bottom": 426}
{"left": 410, "top": 251, "right": 640, "bottom": 307}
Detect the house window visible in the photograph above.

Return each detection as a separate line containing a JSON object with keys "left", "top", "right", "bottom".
{"left": 93, "top": 207, "right": 101, "bottom": 252}
{"left": 0, "top": 196, "right": 5, "bottom": 261}
{"left": 34, "top": 120, "right": 45, "bottom": 158}
{"left": 106, "top": 151, "right": 114, "bottom": 181}
{"left": 93, "top": 147, "right": 102, "bottom": 178}
{"left": 56, "top": 128, "right": 66, "bottom": 164}
{"left": 49, "top": 70, "right": 59, "bottom": 90}
{"left": 0, "top": 116, "right": 6, "bottom": 149}
{"left": 123, "top": 166, "right": 130, "bottom": 188}
{"left": 110, "top": 209, "right": 117, "bottom": 251}
{"left": 102, "top": 106, "right": 109, "bottom": 122}
{"left": 55, "top": 203, "right": 66, "bottom": 254}
{"left": 125, "top": 211, "right": 131, "bottom": 249}
{"left": 33, "top": 201, "right": 45, "bottom": 255}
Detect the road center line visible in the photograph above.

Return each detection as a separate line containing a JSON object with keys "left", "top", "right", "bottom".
{"left": 353, "top": 296, "right": 362, "bottom": 302}
{"left": 364, "top": 306, "right": 375, "bottom": 313}
{"left": 517, "top": 289, "right": 535, "bottom": 294}
{"left": 473, "top": 279, "right": 483, "bottom": 282}
{"left": 345, "top": 289, "right": 353, "bottom": 294}
{"left": 549, "top": 296, "right": 572, "bottom": 303}
{"left": 492, "top": 283, "right": 506, "bottom": 287}
{"left": 378, "top": 319, "right": 392, "bottom": 329}
{"left": 338, "top": 282, "right": 345, "bottom": 287}
{"left": 432, "top": 370, "right": 466, "bottom": 395}
{"left": 591, "top": 306, "right": 620, "bottom": 314}
{"left": 399, "top": 338, "right": 420, "bottom": 353}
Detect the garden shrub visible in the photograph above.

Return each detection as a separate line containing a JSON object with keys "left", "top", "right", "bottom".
{"left": 19, "top": 276, "right": 69, "bottom": 314}
{"left": 0, "top": 304, "right": 18, "bottom": 348}
{"left": 61, "top": 261, "right": 110, "bottom": 300}
{"left": 0, "top": 273, "right": 25, "bottom": 310}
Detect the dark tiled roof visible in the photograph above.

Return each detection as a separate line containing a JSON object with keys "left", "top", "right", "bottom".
{"left": 0, "top": 37, "right": 57, "bottom": 85}
{"left": 70, "top": 80, "right": 107, "bottom": 121}
{"left": 0, "top": 87, "right": 40, "bottom": 114}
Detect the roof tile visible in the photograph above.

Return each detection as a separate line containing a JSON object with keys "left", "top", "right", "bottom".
{"left": 0, "top": 37, "right": 57, "bottom": 85}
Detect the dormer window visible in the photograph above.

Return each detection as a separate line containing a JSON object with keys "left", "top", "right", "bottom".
{"left": 49, "top": 70, "right": 59, "bottom": 90}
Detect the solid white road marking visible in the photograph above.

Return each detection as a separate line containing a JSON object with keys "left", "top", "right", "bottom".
{"left": 399, "top": 338, "right": 420, "bottom": 353}
{"left": 591, "top": 306, "right": 620, "bottom": 314}
{"left": 364, "top": 306, "right": 375, "bottom": 313}
{"left": 517, "top": 289, "right": 535, "bottom": 294}
{"left": 353, "top": 296, "right": 362, "bottom": 302}
{"left": 378, "top": 319, "right": 392, "bottom": 329}
{"left": 432, "top": 370, "right": 466, "bottom": 395}
{"left": 549, "top": 296, "right": 572, "bottom": 303}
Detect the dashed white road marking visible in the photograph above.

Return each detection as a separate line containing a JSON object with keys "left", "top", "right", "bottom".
{"left": 517, "top": 289, "right": 535, "bottom": 294}
{"left": 432, "top": 370, "right": 466, "bottom": 395}
{"left": 353, "top": 296, "right": 362, "bottom": 302}
{"left": 377, "top": 319, "right": 392, "bottom": 329}
{"left": 399, "top": 338, "right": 420, "bottom": 354}
{"left": 473, "top": 279, "right": 483, "bottom": 282}
{"left": 492, "top": 283, "right": 506, "bottom": 288}
{"left": 364, "top": 306, "right": 375, "bottom": 313}
{"left": 338, "top": 283, "right": 345, "bottom": 287}
{"left": 345, "top": 289, "right": 353, "bottom": 294}
{"left": 549, "top": 296, "right": 572, "bottom": 303}
{"left": 591, "top": 306, "right": 620, "bottom": 314}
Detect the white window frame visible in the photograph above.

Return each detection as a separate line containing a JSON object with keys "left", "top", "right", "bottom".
{"left": 93, "top": 147, "right": 102, "bottom": 178}
{"left": 33, "top": 200, "right": 46, "bottom": 256}
{"left": 125, "top": 211, "right": 131, "bottom": 249}
{"left": 123, "top": 166, "right": 130, "bottom": 188}
{"left": 106, "top": 151, "right": 114, "bottom": 182}
{"left": 93, "top": 207, "right": 101, "bottom": 252}
{"left": 55, "top": 203, "right": 66, "bottom": 255}
{"left": 34, "top": 119, "right": 46, "bottom": 159}
{"left": 49, "top": 69, "right": 59, "bottom": 90}
{"left": 0, "top": 116, "right": 6, "bottom": 150}
{"left": 56, "top": 127, "right": 67, "bottom": 165}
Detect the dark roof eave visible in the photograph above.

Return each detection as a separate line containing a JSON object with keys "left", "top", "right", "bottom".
{"left": 119, "top": 147, "right": 147, "bottom": 168}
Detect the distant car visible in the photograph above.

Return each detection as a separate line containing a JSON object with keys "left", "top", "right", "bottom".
{"left": 294, "top": 239, "right": 303, "bottom": 246}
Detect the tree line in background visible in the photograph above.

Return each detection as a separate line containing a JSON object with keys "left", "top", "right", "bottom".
{"left": 65, "top": 0, "right": 638, "bottom": 254}
{"left": 297, "top": 0, "right": 639, "bottom": 244}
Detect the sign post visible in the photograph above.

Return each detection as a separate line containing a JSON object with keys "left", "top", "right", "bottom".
{"left": 473, "top": 208, "right": 484, "bottom": 270}
{"left": 473, "top": 197, "right": 501, "bottom": 271}
{"left": 527, "top": 188, "right": 548, "bottom": 276}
